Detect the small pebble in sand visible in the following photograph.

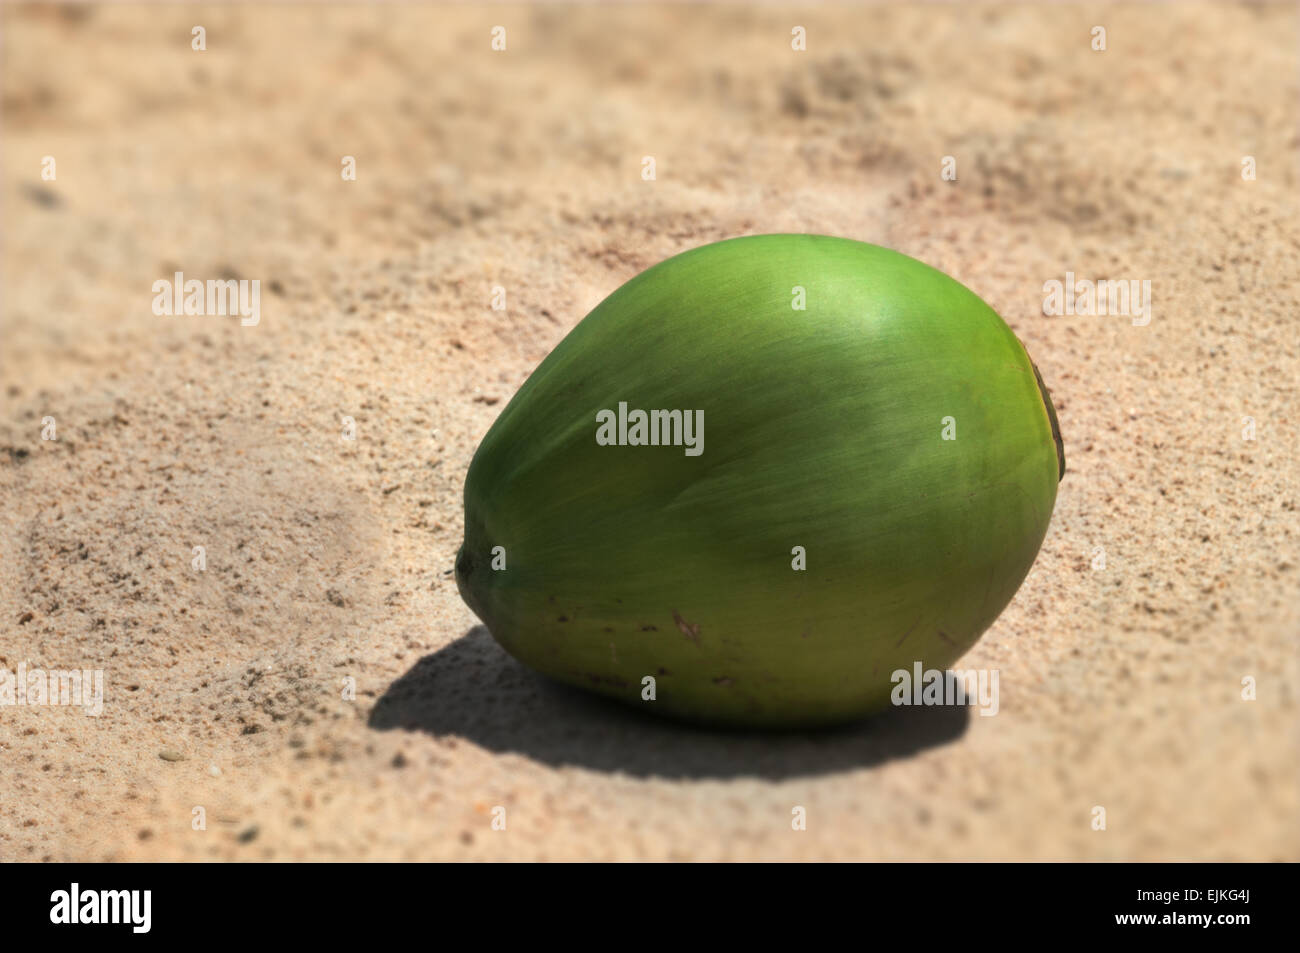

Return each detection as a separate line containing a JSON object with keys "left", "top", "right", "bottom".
{"left": 158, "top": 749, "right": 186, "bottom": 762}
{"left": 208, "top": 764, "right": 221, "bottom": 777}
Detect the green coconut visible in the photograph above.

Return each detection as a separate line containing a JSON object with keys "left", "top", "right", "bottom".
{"left": 456, "top": 234, "right": 1063, "bottom": 727}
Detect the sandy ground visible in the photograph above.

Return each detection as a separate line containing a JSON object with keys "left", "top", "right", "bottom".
{"left": 1, "top": 2, "right": 1297, "bottom": 861}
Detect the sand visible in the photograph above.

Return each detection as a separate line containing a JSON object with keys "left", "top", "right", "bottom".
{"left": 1, "top": 2, "right": 1297, "bottom": 861}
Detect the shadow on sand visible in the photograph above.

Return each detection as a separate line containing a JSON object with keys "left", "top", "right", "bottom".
{"left": 369, "top": 626, "right": 971, "bottom": 781}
